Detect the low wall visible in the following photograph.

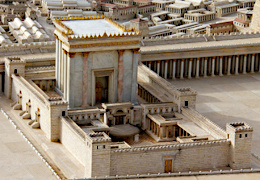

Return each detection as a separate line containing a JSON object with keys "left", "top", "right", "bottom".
{"left": 181, "top": 107, "right": 227, "bottom": 139}
{"left": 60, "top": 117, "right": 88, "bottom": 166}
{"left": 110, "top": 140, "right": 230, "bottom": 176}
{"left": 11, "top": 75, "right": 51, "bottom": 139}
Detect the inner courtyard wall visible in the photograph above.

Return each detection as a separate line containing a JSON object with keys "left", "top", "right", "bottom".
{"left": 109, "top": 141, "right": 230, "bottom": 176}
{"left": 11, "top": 75, "right": 52, "bottom": 139}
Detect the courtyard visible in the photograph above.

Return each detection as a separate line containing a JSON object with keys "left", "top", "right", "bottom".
{"left": 169, "top": 73, "right": 260, "bottom": 155}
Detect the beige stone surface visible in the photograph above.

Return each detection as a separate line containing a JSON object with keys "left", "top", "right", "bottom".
{"left": 0, "top": 111, "right": 56, "bottom": 179}
{"left": 170, "top": 74, "right": 260, "bottom": 155}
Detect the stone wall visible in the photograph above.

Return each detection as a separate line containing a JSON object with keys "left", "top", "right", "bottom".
{"left": 110, "top": 140, "right": 230, "bottom": 176}
{"left": 11, "top": 75, "right": 51, "bottom": 139}
{"left": 181, "top": 107, "right": 227, "bottom": 139}
{"left": 60, "top": 117, "right": 87, "bottom": 166}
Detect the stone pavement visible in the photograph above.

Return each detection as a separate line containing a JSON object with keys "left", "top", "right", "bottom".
{"left": 0, "top": 109, "right": 56, "bottom": 179}
{"left": 170, "top": 73, "right": 260, "bottom": 156}
{"left": 0, "top": 95, "right": 85, "bottom": 179}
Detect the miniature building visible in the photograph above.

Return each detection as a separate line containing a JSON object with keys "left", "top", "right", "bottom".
{"left": 8, "top": 17, "right": 50, "bottom": 44}
{"left": 54, "top": 16, "right": 141, "bottom": 108}
{"left": 206, "top": 21, "right": 235, "bottom": 34}
{"left": 184, "top": 9, "right": 215, "bottom": 23}
{"left": 0, "top": 2, "right": 259, "bottom": 178}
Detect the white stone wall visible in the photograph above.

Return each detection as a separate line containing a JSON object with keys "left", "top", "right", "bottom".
{"left": 60, "top": 117, "right": 87, "bottom": 166}
{"left": 11, "top": 75, "right": 51, "bottom": 139}
{"left": 123, "top": 50, "right": 133, "bottom": 102}
{"left": 110, "top": 142, "right": 230, "bottom": 176}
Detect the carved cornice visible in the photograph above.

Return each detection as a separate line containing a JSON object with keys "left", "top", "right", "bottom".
{"left": 68, "top": 53, "right": 76, "bottom": 58}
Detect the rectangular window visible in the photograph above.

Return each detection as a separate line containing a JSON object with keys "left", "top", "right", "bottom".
{"left": 239, "top": 134, "right": 242, "bottom": 138}
{"left": 185, "top": 101, "right": 188, "bottom": 107}
{"left": 245, "top": 134, "right": 247, "bottom": 138}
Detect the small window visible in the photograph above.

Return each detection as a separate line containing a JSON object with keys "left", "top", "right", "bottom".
{"left": 185, "top": 101, "right": 188, "bottom": 107}
{"left": 62, "top": 111, "right": 66, "bottom": 116}
{"left": 103, "top": 145, "right": 106, "bottom": 149}
{"left": 97, "top": 146, "right": 99, "bottom": 150}
{"left": 245, "top": 134, "right": 247, "bottom": 138}
{"left": 14, "top": 69, "right": 17, "bottom": 74}
{"left": 239, "top": 134, "right": 242, "bottom": 138}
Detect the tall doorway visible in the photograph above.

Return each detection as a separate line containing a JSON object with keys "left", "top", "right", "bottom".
{"left": 95, "top": 76, "right": 109, "bottom": 104}
{"left": 164, "top": 159, "right": 172, "bottom": 173}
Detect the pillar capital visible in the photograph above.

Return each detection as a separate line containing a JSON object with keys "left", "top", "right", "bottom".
{"left": 252, "top": 53, "right": 256, "bottom": 56}
{"left": 83, "top": 52, "right": 89, "bottom": 58}
{"left": 133, "top": 49, "right": 139, "bottom": 54}
{"left": 197, "top": 58, "right": 200, "bottom": 60}
{"left": 165, "top": 60, "right": 169, "bottom": 63}
{"left": 236, "top": 55, "right": 240, "bottom": 58}
{"left": 190, "top": 58, "right": 193, "bottom": 61}
{"left": 220, "top": 56, "right": 223, "bottom": 59}
{"left": 173, "top": 59, "right": 177, "bottom": 62}
{"left": 205, "top": 57, "right": 208, "bottom": 60}
{"left": 229, "top": 56, "right": 232, "bottom": 58}
{"left": 68, "top": 52, "right": 75, "bottom": 58}
{"left": 181, "top": 59, "right": 185, "bottom": 61}
{"left": 212, "top": 56, "right": 216, "bottom": 59}
{"left": 244, "top": 54, "right": 247, "bottom": 56}
{"left": 118, "top": 50, "right": 125, "bottom": 55}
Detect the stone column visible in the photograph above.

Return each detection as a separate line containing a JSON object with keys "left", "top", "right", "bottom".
{"left": 63, "top": 50, "right": 67, "bottom": 100}
{"left": 243, "top": 54, "right": 247, "bottom": 74}
{"left": 196, "top": 58, "right": 200, "bottom": 78}
{"left": 82, "top": 52, "right": 89, "bottom": 107}
{"left": 164, "top": 60, "right": 168, "bottom": 79}
{"left": 131, "top": 49, "right": 139, "bottom": 103}
{"left": 67, "top": 53, "right": 71, "bottom": 103}
{"left": 148, "top": 61, "right": 151, "bottom": 69}
{"left": 157, "top": 61, "right": 160, "bottom": 75}
{"left": 212, "top": 57, "right": 215, "bottom": 77}
{"left": 180, "top": 59, "right": 184, "bottom": 79}
{"left": 55, "top": 38, "right": 59, "bottom": 86}
{"left": 251, "top": 54, "right": 255, "bottom": 73}
{"left": 235, "top": 55, "right": 239, "bottom": 75}
{"left": 204, "top": 57, "right": 208, "bottom": 77}
{"left": 219, "top": 56, "right": 223, "bottom": 76}
{"left": 118, "top": 50, "right": 124, "bottom": 102}
{"left": 228, "top": 56, "right": 232, "bottom": 75}
{"left": 61, "top": 49, "right": 65, "bottom": 92}
{"left": 172, "top": 60, "right": 176, "bottom": 79}
{"left": 188, "top": 58, "right": 192, "bottom": 79}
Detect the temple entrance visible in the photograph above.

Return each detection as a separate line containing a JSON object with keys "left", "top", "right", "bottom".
{"left": 164, "top": 159, "right": 172, "bottom": 173}
{"left": 95, "top": 76, "right": 108, "bottom": 104}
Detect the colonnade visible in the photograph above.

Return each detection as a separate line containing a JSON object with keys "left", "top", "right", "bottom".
{"left": 143, "top": 53, "right": 260, "bottom": 79}
{"left": 138, "top": 84, "right": 160, "bottom": 103}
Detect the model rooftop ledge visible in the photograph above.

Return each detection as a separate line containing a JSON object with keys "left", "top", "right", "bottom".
{"left": 54, "top": 16, "right": 140, "bottom": 39}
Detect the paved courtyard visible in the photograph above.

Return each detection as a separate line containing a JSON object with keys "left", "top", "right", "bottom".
{"left": 170, "top": 73, "right": 260, "bottom": 155}
{"left": 0, "top": 111, "right": 56, "bottom": 179}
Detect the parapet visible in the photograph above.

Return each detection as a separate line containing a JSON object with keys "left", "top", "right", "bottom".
{"left": 86, "top": 132, "right": 111, "bottom": 143}
{"left": 226, "top": 122, "right": 253, "bottom": 132}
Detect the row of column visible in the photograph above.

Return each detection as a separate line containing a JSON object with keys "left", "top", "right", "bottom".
{"left": 138, "top": 85, "right": 160, "bottom": 103}
{"left": 144, "top": 53, "right": 259, "bottom": 79}
{"left": 56, "top": 38, "right": 72, "bottom": 103}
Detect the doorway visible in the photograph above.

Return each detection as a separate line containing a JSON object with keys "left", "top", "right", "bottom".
{"left": 164, "top": 159, "right": 172, "bottom": 173}
{"left": 95, "top": 76, "right": 108, "bottom": 104}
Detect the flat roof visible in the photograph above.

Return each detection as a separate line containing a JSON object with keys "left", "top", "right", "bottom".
{"left": 61, "top": 19, "right": 133, "bottom": 36}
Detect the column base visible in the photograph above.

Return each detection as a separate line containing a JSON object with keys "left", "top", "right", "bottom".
{"left": 243, "top": 72, "right": 247, "bottom": 75}
{"left": 211, "top": 74, "right": 215, "bottom": 77}
{"left": 219, "top": 74, "right": 223, "bottom": 76}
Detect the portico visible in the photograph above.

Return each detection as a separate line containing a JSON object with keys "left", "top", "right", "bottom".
{"left": 54, "top": 16, "right": 141, "bottom": 108}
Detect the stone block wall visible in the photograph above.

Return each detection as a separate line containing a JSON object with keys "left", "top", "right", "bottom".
{"left": 11, "top": 75, "right": 51, "bottom": 139}
{"left": 110, "top": 140, "right": 230, "bottom": 176}
{"left": 60, "top": 117, "right": 87, "bottom": 166}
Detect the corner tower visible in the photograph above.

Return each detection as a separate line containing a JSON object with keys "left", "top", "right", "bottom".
{"left": 54, "top": 16, "right": 141, "bottom": 108}
{"left": 226, "top": 122, "right": 253, "bottom": 169}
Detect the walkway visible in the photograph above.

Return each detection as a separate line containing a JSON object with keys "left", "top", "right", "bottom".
{"left": 0, "top": 108, "right": 56, "bottom": 179}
